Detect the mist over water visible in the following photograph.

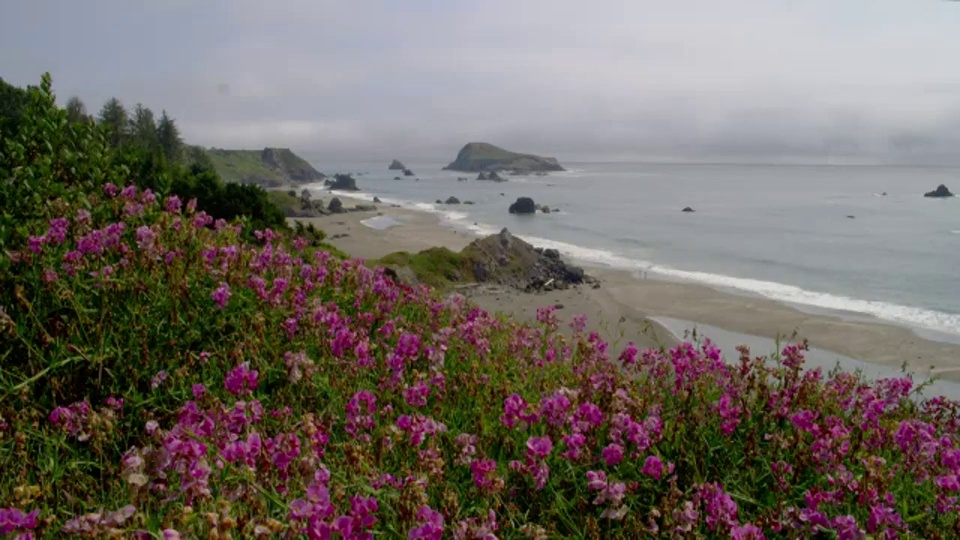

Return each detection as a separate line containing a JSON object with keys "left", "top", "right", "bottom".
{"left": 305, "top": 160, "right": 960, "bottom": 339}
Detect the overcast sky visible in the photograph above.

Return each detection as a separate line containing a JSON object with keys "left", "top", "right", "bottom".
{"left": 4, "top": 0, "right": 960, "bottom": 164}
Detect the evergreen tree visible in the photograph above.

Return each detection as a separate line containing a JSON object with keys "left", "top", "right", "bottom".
{"left": 65, "top": 96, "right": 90, "bottom": 124}
{"left": 0, "top": 77, "right": 29, "bottom": 138}
{"left": 157, "top": 110, "right": 183, "bottom": 162}
{"left": 130, "top": 103, "right": 159, "bottom": 151}
{"left": 98, "top": 97, "right": 128, "bottom": 147}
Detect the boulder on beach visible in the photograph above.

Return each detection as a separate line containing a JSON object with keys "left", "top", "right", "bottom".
{"left": 461, "top": 228, "right": 587, "bottom": 291}
{"left": 403, "top": 168, "right": 415, "bottom": 177}
{"left": 388, "top": 159, "right": 406, "bottom": 170}
{"left": 508, "top": 197, "right": 537, "bottom": 214}
{"left": 326, "top": 174, "right": 359, "bottom": 191}
{"left": 445, "top": 196, "right": 461, "bottom": 205}
{"left": 924, "top": 184, "right": 954, "bottom": 198}
{"left": 682, "top": 206, "right": 695, "bottom": 213}
{"left": 373, "top": 196, "right": 382, "bottom": 203}
{"left": 328, "top": 197, "right": 344, "bottom": 213}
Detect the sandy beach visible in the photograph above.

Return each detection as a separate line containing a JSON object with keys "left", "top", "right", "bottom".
{"left": 294, "top": 193, "right": 960, "bottom": 384}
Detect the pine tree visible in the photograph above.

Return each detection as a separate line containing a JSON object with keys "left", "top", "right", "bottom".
{"left": 65, "top": 96, "right": 90, "bottom": 124}
{"left": 130, "top": 103, "right": 159, "bottom": 151}
{"left": 98, "top": 97, "right": 128, "bottom": 147}
{"left": 157, "top": 110, "right": 183, "bottom": 163}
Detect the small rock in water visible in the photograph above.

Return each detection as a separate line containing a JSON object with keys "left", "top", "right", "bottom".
{"left": 373, "top": 196, "right": 382, "bottom": 203}
{"left": 924, "top": 184, "right": 954, "bottom": 198}
{"left": 682, "top": 206, "right": 695, "bottom": 213}
{"left": 847, "top": 215, "right": 855, "bottom": 219}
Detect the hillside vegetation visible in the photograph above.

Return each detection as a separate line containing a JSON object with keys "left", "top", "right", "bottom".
{"left": 205, "top": 148, "right": 325, "bottom": 187}
{"left": 2, "top": 74, "right": 960, "bottom": 539}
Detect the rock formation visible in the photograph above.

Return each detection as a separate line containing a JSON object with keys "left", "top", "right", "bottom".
{"left": 326, "top": 174, "right": 359, "bottom": 191}
{"left": 444, "top": 142, "right": 565, "bottom": 173}
{"left": 924, "top": 184, "right": 954, "bottom": 198}
{"left": 388, "top": 159, "right": 406, "bottom": 170}
{"left": 462, "top": 229, "right": 588, "bottom": 292}
{"left": 509, "top": 197, "right": 537, "bottom": 214}
{"left": 477, "top": 171, "right": 507, "bottom": 182}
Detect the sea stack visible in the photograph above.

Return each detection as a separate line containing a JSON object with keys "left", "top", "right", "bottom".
{"left": 444, "top": 142, "right": 565, "bottom": 173}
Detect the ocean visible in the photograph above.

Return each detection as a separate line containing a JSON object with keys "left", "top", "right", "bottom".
{"left": 302, "top": 160, "right": 960, "bottom": 342}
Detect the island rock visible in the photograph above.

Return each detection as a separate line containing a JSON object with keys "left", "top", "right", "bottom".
{"left": 924, "top": 184, "right": 954, "bottom": 198}
{"left": 388, "top": 159, "right": 406, "bottom": 170}
{"left": 403, "top": 168, "right": 415, "bottom": 177}
{"left": 445, "top": 196, "right": 461, "bottom": 205}
{"left": 682, "top": 206, "right": 695, "bottom": 213}
{"left": 445, "top": 142, "right": 565, "bottom": 173}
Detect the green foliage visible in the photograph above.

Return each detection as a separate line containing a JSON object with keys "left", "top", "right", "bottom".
{"left": 0, "top": 76, "right": 30, "bottom": 139}
{"left": 156, "top": 110, "right": 183, "bottom": 163}
{"left": 0, "top": 73, "right": 116, "bottom": 253}
{"left": 64, "top": 96, "right": 90, "bottom": 124}
{"left": 378, "top": 247, "right": 472, "bottom": 288}
{"left": 129, "top": 103, "right": 160, "bottom": 151}
{"left": 204, "top": 148, "right": 289, "bottom": 186}
{"left": 266, "top": 189, "right": 303, "bottom": 216}
{"left": 97, "top": 97, "right": 128, "bottom": 147}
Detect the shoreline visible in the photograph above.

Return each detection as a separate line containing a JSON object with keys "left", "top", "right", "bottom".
{"left": 293, "top": 190, "right": 960, "bottom": 385}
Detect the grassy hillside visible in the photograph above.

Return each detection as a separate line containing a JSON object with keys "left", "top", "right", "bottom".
{"left": 205, "top": 147, "right": 324, "bottom": 187}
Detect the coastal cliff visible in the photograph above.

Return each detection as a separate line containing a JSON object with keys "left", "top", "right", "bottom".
{"left": 443, "top": 142, "right": 565, "bottom": 173}
{"left": 204, "top": 147, "right": 325, "bottom": 187}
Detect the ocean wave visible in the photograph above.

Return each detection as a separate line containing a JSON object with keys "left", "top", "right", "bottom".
{"left": 336, "top": 188, "right": 960, "bottom": 337}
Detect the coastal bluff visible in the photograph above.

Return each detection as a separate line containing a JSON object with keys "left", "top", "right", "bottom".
{"left": 204, "top": 147, "right": 325, "bottom": 187}
{"left": 443, "top": 142, "right": 565, "bottom": 173}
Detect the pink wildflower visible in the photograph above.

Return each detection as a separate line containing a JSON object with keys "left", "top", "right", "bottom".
{"left": 224, "top": 362, "right": 259, "bottom": 396}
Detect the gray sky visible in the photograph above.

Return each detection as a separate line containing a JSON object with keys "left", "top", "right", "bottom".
{"left": 4, "top": 0, "right": 960, "bottom": 164}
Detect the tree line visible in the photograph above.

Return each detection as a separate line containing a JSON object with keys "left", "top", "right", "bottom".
{"left": 0, "top": 74, "right": 287, "bottom": 249}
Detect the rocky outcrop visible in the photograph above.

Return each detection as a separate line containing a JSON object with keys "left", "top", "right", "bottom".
{"left": 508, "top": 197, "right": 537, "bottom": 214}
{"left": 477, "top": 171, "right": 507, "bottom": 182}
{"left": 326, "top": 174, "right": 359, "bottom": 191}
{"left": 682, "top": 207, "right": 695, "bottom": 213}
{"left": 462, "top": 228, "right": 589, "bottom": 292}
{"left": 403, "top": 168, "right": 415, "bottom": 177}
{"left": 388, "top": 159, "right": 406, "bottom": 170}
{"left": 924, "top": 184, "right": 954, "bottom": 198}
{"left": 445, "top": 196, "right": 461, "bottom": 205}
{"left": 444, "top": 142, "right": 565, "bottom": 173}
{"left": 328, "top": 197, "right": 343, "bottom": 213}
